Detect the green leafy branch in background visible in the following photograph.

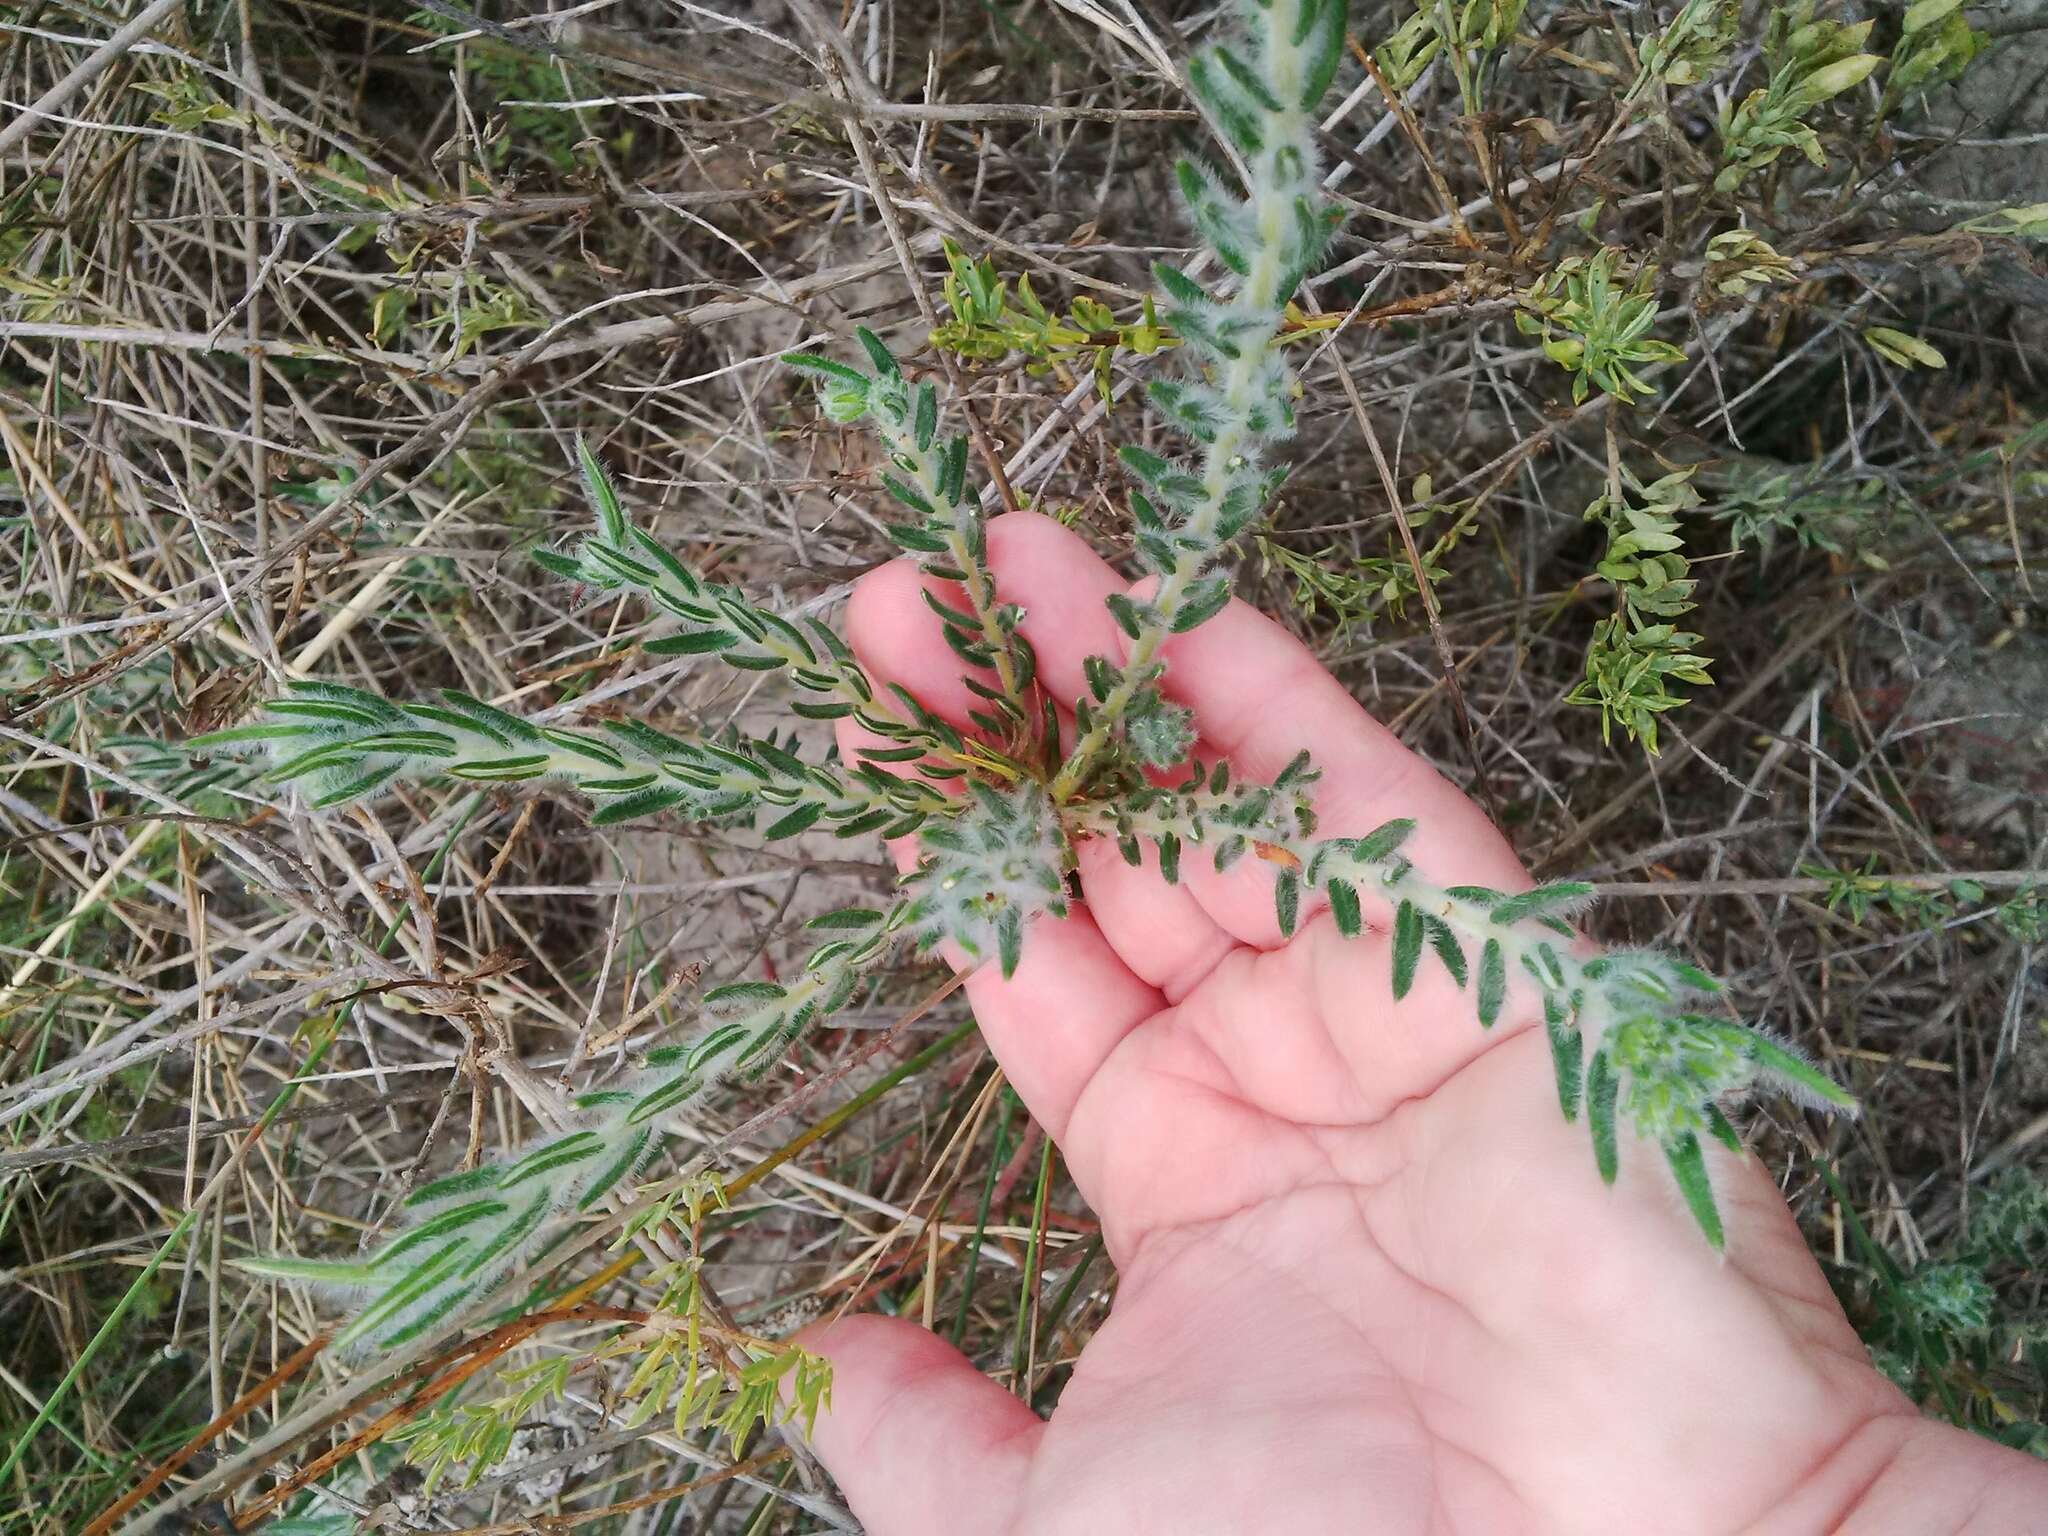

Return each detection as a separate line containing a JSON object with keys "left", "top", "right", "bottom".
{"left": 1716, "top": 0, "right": 1883, "bottom": 192}
{"left": 1844, "top": 1170, "right": 2048, "bottom": 1454}
{"left": 1882, "top": 0, "right": 1987, "bottom": 116}
{"left": 1636, "top": 0, "right": 1741, "bottom": 89}
{"left": 1569, "top": 463, "right": 1712, "bottom": 753}
{"left": 1371, "top": 0, "right": 1526, "bottom": 105}
{"left": 1803, "top": 860, "right": 2046, "bottom": 937}
{"left": 1699, "top": 228, "right": 1798, "bottom": 301}
{"left": 929, "top": 240, "right": 1173, "bottom": 402}
{"left": 1705, "top": 456, "right": 1894, "bottom": 568}
{"left": 1257, "top": 474, "right": 1482, "bottom": 633}
{"left": 1516, "top": 249, "right": 1685, "bottom": 406}
{"left": 391, "top": 1190, "right": 830, "bottom": 1490}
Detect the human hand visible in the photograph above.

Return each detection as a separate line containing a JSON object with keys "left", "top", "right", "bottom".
{"left": 807, "top": 511, "right": 2046, "bottom": 1535}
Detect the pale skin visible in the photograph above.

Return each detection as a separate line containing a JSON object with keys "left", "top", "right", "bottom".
{"left": 805, "top": 511, "right": 2048, "bottom": 1535}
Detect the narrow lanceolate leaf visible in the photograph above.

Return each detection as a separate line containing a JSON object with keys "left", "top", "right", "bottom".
{"left": 1544, "top": 995, "right": 1583, "bottom": 1121}
{"left": 780, "top": 351, "right": 868, "bottom": 388}
{"left": 855, "top": 326, "right": 898, "bottom": 378}
{"left": 808, "top": 907, "right": 884, "bottom": 931}
{"left": 1587, "top": 1047, "right": 1619, "bottom": 1184}
{"left": 1489, "top": 882, "right": 1594, "bottom": 927}
{"left": 764, "top": 801, "right": 826, "bottom": 840}
{"left": 499, "top": 1130, "right": 604, "bottom": 1190}
{"left": 1744, "top": 1033, "right": 1858, "bottom": 1110}
{"left": 1664, "top": 1132, "right": 1725, "bottom": 1250}
{"left": 1423, "top": 915, "right": 1466, "bottom": 988}
{"left": 997, "top": 905, "right": 1025, "bottom": 980}
{"left": 1353, "top": 818, "right": 1415, "bottom": 864}
{"left": 588, "top": 786, "right": 688, "bottom": 826}
{"left": 1297, "top": 0, "right": 1349, "bottom": 111}
{"left": 1477, "top": 938, "right": 1507, "bottom": 1029}
{"left": 236, "top": 1254, "right": 379, "bottom": 1286}
{"left": 1390, "top": 899, "right": 1423, "bottom": 1000}
{"left": 576, "top": 436, "right": 628, "bottom": 544}
{"left": 1274, "top": 870, "right": 1301, "bottom": 938}
{"left": 1704, "top": 1104, "right": 1744, "bottom": 1156}
{"left": 1326, "top": 877, "right": 1361, "bottom": 938}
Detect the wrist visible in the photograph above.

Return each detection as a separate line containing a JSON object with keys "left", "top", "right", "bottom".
{"left": 1755, "top": 1413, "right": 2048, "bottom": 1535}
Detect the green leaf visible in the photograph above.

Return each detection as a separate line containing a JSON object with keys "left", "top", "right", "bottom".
{"left": 627, "top": 1071, "right": 705, "bottom": 1126}
{"left": 882, "top": 473, "right": 936, "bottom": 517}
{"left": 1477, "top": 938, "right": 1506, "bottom": 1028}
{"left": 1117, "top": 443, "right": 1174, "bottom": 486}
{"left": 1157, "top": 831, "right": 1182, "bottom": 885}
{"left": 333, "top": 1244, "right": 471, "bottom": 1353}
{"left": 781, "top": 351, "right": 868, "bottom": 388}
{"left": 1704, "top": 1103, "right": 1743, "bottom": 1155}
{"left": 499, "top": 1130, "right": 604, "bottom": 1190}
{"left": 913, "top": 382, "right": 938, "bottom": 453}
{"left": 1298, "top": 0, "right": 1349, "bottom": 113}
{"left": 407, "top": 1166, "right": 500, "bottom": 1207}
{"left": 1327, "top": 877, "right": 1361, "bottom": 937}
{"left": 1275, "top": 869, "right": 1301, "bottom": 937}
{"left": 1212, "top": 45, "right": 1282, "bottom": 113}
{"left": 309, "top": 762, "right": 403, "bottom": 807}
{"left": 457, "top": 1190, "right": 549, "bottom": 1278}
{"left": 447, "top": 755, "right": 550, "bottom": 782}
{"left": 1489, "top": 882, "right": 1594, "bottom": 926}
{"left": 1104, "top": 592, "right": 1147, "bottom": 639}
{"left": 1353, "top": 819, "right": 1415, "bottom": 864}
{"left": 996, "top": 905, "right": 1026, "bottom": 979}
{"left": 235, "top": 1253, "right": 379, "bottom": 1286}
{"left": 1664, "top": 1132, "right": 1725, "bottom": 1250}
{"left": 1587, "top": 1047, "right": 1619, "bottom": 1183}
{"left": 886, "top": 523, "right": 948, "bottom": 554}
{"left": 1743, "top": 1033, "right": 1857, "bottom": 1110}
{"left": 808, "top": 907, "right": 883, "bottom": 930}
{"left": 856, "top": 326, "right": 899, "bottom": 378}
{"left": 1391, "top": 899, "right": 1422, "bottom": 999}
{"left": 190, "top": 723, "right": 313, "bottom": 749}
{"left": 373, "top": 1200, "right": 509, "bottom": 1267}
{"left": 540, "top": 728, "right": 622, "bottom": 768}
{"left": 576, "top": 437, "right": 627, "bottom": 544}
{"left": 1171, "top": 578, "right": 1232, "bottom": 632}
{"left": 532, "top": 547, "right": 585, "bottom": 581}
{"left": 576, "top": 1128, "right": 656, "bottom": 1209}
{"left": 644, "top": 628, "right": 739, "bottom": 655}
{"left": 764, "top": 802, "right": 826, "bottom": 840}
{"left": 1151, "top": 262, "right": 1211, "bottom": 308}
{"left": 588, "top": 786, "right": 689, "bottom": 826}
{"left": 440, "top": 690, "right": 541, "bottom": 743}
{"left": 937, "top": 435, "right": 968, "bottom": 505}
{"left": 703, "top": 981, "right": 788, "bottom": 1006}
{"left": 789, "top": 699, "right": 854, "bottom": 721}
{"left": 1544, "top": 994, "right": 1583, "bottom": 1120}
{"left": 1423, "top": 916, "right": 1466, "bottom": 987}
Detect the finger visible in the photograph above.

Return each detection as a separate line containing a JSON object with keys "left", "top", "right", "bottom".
{"left": 838, "top": 562, "right": 1166, "bottom": 1138}
{"left": 1072, "top": 834, "right": 1238, "bottom": 1000}
{"left": 1125, "top": 584, "right": 1529, "bottom": 949}
{"left": 798, "top": 1315, "right": 1039, "bottom": 1536}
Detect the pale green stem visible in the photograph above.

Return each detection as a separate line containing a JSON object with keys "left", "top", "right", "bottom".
{"left": 1051, "top": 45, "right": 1315, "bottom": 800}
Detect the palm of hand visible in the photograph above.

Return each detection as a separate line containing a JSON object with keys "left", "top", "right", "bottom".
{"left": 801, "top": 514, "right": 2010, "bottom": 1536}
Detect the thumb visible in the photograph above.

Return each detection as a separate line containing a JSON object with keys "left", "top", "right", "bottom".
{"left": 797, "top": 1315, "right": 1041, "bottom": 1535}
